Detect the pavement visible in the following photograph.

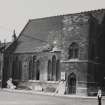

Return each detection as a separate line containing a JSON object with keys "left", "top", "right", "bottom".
{"left": 0, "top": 89, "right": 105, "bottom": 105}
{"left": 1, "top": 88, "right": 99, "bottom": 99}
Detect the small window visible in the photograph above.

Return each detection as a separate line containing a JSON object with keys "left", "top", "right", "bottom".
{"left": 68, "top": 42, "right": 79, "bottom": 59}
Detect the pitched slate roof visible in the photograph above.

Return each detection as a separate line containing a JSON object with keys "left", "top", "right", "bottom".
{"left": 13, "top": 9, "right": 105, "bottom": 53}
{"left": 14, "top": 16, "right": 63, "bottom": 53}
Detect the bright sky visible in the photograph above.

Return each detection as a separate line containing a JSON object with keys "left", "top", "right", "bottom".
{"left": 0, "top": 0, "right": 105, "bottom": 42}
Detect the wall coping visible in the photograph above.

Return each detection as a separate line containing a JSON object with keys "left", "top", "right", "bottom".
{"left": 28, "top": 80, "right": 59, "bottom": 84}
{"left": 60, "top": 59, "right": 88, "bottom": 63}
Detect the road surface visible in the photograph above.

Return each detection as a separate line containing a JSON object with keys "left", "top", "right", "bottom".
{"left": 0, "top": 90, "right": 104, "bottom": 105}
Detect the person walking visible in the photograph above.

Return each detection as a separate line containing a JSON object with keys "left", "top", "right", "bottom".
{"left": 97, "top": 88, "right": 102, "bottom": 105}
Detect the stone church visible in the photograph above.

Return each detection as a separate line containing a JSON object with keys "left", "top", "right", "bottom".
{"left": 2, "top": 9, "right": 105, "bottom": 96}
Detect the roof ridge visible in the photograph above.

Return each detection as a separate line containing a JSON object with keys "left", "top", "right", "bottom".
{"left": 30, "top": 8, "right": 105, "bottom": 21}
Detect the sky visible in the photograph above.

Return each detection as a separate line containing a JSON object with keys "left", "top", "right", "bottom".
{"left": 0, "top": 0, "right": 105, "bottom": 42}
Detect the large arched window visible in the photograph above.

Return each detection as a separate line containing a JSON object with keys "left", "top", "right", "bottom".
{"left": 21, "top": 59, "right": 29, "bottom": 81}
{"left": 47, "top": 55, "right": 60, "bottom": 81}
{"left": 29, "top": 59, "right": 33, "bottom": 80}
{"left": 12, "top": 56, "right": 20, "bottom": 80}
{"left": 56, "top": 59, "right": 60, "bottom": 81}
{"left": 29, "top": 56, "right": 40, "bottom": 80}
{"left": 36, "top": 60, "right": 40, "bottom": 80}
{"left": 68, "top": 42, "right": 79, "bottom": 59}
{"left": 52, "top": 55, "right": 56, "bottom": 81}
{"left": 47, "top": 60, "right": 52, "bottom": 81}
{"left": 32, "top": 55, "right": 37, "bottom": 80}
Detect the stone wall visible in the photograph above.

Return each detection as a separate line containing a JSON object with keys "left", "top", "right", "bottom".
{"left": 60, "top": 61, "right": 88, "bottom": 95}
{"left": 59, "top": 13, "right": 90, "bottom": 95}
{"left": 17, "top": 81, "right": 59, "bottom": 92}
{"left": 61, "top": 14, "right": 89, "bottom": 60}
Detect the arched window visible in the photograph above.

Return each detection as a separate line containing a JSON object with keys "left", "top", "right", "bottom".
{"left": 36, "top": 60, "right": 40, "bottom": 80}
{"left": 47, "top": 55, "right": 59, "bottom": 81}
{"left": 68, "top": 42, "right": 79, "bottom": 59}
{"left": 56, "top": 59, "right": 60, "bottom": 81}
{"left": 32, "top": 55, "right": 37, "bottom": 80}
{"left": 33, "top": 55, "right": 37, "bottom": 62}
{"left": 29, "top": 59, "right": 33, "bottom": 80}
{"left": 47, "top": 60, "right": 52, "bottom": 81}
{"left": 29, "top": 56, "right": 40, "bottom": 80}
{"left": 52, "top": 55, "right": 56, "bottom": 81}
{"left": 21, "top": 59, "right": 29, "bottom": 81}
{"left": 12, "top": 56, "right": 19, "bottom": 80}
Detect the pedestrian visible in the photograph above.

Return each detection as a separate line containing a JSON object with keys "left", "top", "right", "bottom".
{"left": 97, "top": 88, "right": 102, "bottom": 105}
{"left": 7, "top": 77, "right": 16, "bottom": 89}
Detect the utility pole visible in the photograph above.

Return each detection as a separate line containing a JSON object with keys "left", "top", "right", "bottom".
{"left": 0, "top": 52, "right": 3, "bottom": 88}
{"left": 0, "top": 41, "right": 6, "bottom": 88}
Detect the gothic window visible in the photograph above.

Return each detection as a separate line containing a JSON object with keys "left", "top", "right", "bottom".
{"left": 56, "top": 59, "right": 60, "bottom": 81}
{"left": 36, "top": 60, "right": 40, "bottom": 80}
{"left": 12, "top": 56, "right": 19, "bottom": 80}
{"left": 33, "top": 55, "right": 37, "bottom": 62}
{"left": 47, "top": 55, "right": 60, "bottom": 81}
{"left": 29, "top": 55, "right": 41, "bottom": 80}
{"left": 68, "top": 42, "right": 79, "bottom": 59}
{"left": 32, "top": 55, "right": 37, "bottom": 80}
{"left": 21, "top": 60, "right": 29, "bottom": 81}
{"left": 52, "top": 55, "right": 56, "bottom": 81}
{"left": 47, "top": 55, "right": 58, "bottom": 81}
{"left": 18, "top": 60, "right": 22, "bottom": 80}
{"left": 29, "top": 59, "right": 33, "bottom": 80}
{"left": 47, "top": 60, "right": 52, "bottom": 81}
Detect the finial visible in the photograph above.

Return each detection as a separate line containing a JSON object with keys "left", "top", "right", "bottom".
{"left": 12, "top": 29, "right": 17, "bottom": 41}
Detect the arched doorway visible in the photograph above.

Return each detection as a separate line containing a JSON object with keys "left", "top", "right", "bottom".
{"left": 67, "top": 73, "right": 76, "bottom": 94}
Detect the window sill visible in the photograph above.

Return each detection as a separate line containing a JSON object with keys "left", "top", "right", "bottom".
{"left": 28, "top": 80, "right": 59, "bottom": 83}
